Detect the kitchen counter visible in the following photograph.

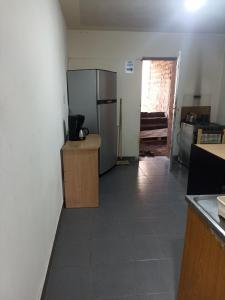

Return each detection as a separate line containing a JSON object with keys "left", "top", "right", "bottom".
{"left": 196, "top": 144, "right": 225, "bottom": 160}
{"left": 186, "top": 194, "right": 225, "bottom": 242}
{"left": 62, "top": 134, "right": 101, "bottom": 151}
{"left": 178, "top": 195, "right": 225, "bottom": 299}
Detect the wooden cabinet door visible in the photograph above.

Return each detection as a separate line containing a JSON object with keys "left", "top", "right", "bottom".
{"left": 178, "top": 207, "right": 225, "bottom": 300}
{"left": 63, "top": 149, "right": 99, "bottom": 208}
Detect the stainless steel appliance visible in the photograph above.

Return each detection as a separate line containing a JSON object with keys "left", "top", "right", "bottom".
{"left": 67, "top": 69, "right": 117, "bottom": 174}
{"left": 179, "top": 122, "right": 225, "bottom": 167}
{"left": 78, "top": 128, "right": 89, "bottom": 140}
{"left": 178, "top": 122, "right": 195, "bottom": 167}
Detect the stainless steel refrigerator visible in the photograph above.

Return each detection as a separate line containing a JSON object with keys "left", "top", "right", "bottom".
{"left": 67, "top": 69, "right": 117, "bottom": 174}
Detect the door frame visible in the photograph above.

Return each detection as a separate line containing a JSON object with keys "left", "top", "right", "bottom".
{"left": 169, "top": 52, "right": 182, "bottom": 169}
{"left": 139, "top": 56, "right": 180, "bottom": 158}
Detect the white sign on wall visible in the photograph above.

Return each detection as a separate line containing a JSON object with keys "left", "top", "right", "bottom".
{"left": 125, "top": 60, "right": 134, "bottom": 74}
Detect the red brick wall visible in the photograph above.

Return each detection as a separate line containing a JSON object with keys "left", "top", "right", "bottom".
{"left": 147, "top": 60, "right": 175, "bottom": 115}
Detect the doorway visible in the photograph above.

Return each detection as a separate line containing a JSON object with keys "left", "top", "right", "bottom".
{"left": 139, "top": 59, "right": 177, "bottom": 157}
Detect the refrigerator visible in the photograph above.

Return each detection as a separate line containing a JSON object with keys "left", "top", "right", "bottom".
{"left": 67, "top": 69, "right": 117, "bottom": 174}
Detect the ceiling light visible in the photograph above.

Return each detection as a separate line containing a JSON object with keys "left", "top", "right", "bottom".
{"left": 185, "top": 0, "right": 206, "bottom": 12}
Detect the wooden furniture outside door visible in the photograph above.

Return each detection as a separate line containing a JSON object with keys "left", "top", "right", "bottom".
{"left": 62, "top": 134, "right": 101, "bottom": 208}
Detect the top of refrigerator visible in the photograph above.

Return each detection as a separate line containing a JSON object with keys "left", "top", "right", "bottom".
{"left": 68, "top": 68, "right": 116, "bottom": 73}
{"left": 67, "top": 69, "right": 117, "bottom": 101}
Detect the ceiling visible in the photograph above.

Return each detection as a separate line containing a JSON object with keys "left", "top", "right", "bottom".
{"left": 60, "top": 0, "right": 225, "bottom": 33}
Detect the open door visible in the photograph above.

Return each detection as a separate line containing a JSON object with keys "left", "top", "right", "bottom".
{"left": 169, "top": 51, "right": 181, "bottom": 169}
{"left": 139, "top": 58, "right": 178, "bottom": 158}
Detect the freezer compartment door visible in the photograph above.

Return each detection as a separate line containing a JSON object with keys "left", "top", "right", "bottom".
{"left": 97, "top": 70, "right": 117, "bottom": 100}
{"left": 67, "top": 70, "right": 98, "bottom": 133}
{"left": 98, "top": 102, "right": 117, "bottom": 174}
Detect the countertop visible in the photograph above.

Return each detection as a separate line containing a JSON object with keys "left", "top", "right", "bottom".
{"left": 196, "top": 144, "right": 225, "bottom": 160}
{"left": 63, "top": 134, "right": 101, "bottom": 151}
{"left": 186, "top": 194, "right": 225, "bottom": 242}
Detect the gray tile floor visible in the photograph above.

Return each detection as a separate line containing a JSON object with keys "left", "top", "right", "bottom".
{"left": 43, "top": 157, "right": 188, "bottom": 300}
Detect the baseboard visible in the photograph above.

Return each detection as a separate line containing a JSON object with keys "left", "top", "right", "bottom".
{"left": 40, "top": 205, "right": 63, "bottom": 300}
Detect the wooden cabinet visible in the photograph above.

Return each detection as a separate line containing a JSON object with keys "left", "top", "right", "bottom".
{"left": 178, "top": 206, "right": 225, "bottom": 300}
{"left": 62, "top": 134, "right": 101, "bottom": 208}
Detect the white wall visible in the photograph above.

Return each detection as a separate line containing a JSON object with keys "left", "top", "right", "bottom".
{"left": 0, "top": 1, "right": 68, "bottom": 299}
{"left": 68, "top": 30, "right": 225, "bottom": 156}
{"left": 217, "top": 49, "right": 225, "bottom": 125}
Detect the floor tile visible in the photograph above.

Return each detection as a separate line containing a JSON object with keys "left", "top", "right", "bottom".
{"left": 133, "top": 205, "right": 176, "bottom": 220}
{"left": 91, "top": 237, "right": 134, "bottom": 265}
{"left": 135, "top": 261, "right": 162, "bottom": 294}
{"left": 57, "top": 213, "right": 92, "bottom": 240}
{"left": 153, "top": 218, "right": 185, "bottom": 237}
{"left": 133, "top": 219, "right": 156, "bottom": 236}
{"left": 149, "top": 293, "right": 176, "bottom": 300}
{"left": 44, "top": 266, "right": 91, "bottom": 300}
{"left": 159, "top": 259, "right": 180, "bottom": 292}
{"left": 92, "top": 262, "right": 136, "bottom": 298}
{"left": 43, "top": 158, "right": 188, "bottom": 300}
{"left": 158, "top": 237, "right": 184, "bottom": 260}
{"left": 91, "top": 220, "right": 133, "bottom": 239}
{"left": 134, "top": 259, "right": 179, "bottom": 295}
{"left": 93, "top": 296, "right": 137, "bottom": 300}
{"left": 52, "top": 239, "right": 91, "bottom": 267}
{"left": 133, "top": 235, "right": 163, "bottom": 260}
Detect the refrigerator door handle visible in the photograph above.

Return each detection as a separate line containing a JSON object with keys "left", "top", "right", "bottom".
{"left": 97, "top": 99, "right": 117, "bottom": 105}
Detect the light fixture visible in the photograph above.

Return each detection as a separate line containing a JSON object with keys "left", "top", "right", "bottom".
{"left": 185, "top": 0, "right": 206, "bottom": 12}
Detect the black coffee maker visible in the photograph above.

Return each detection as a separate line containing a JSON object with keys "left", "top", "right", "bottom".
{"left": 68, "top": 115, "right": 89, "bottom": 141}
